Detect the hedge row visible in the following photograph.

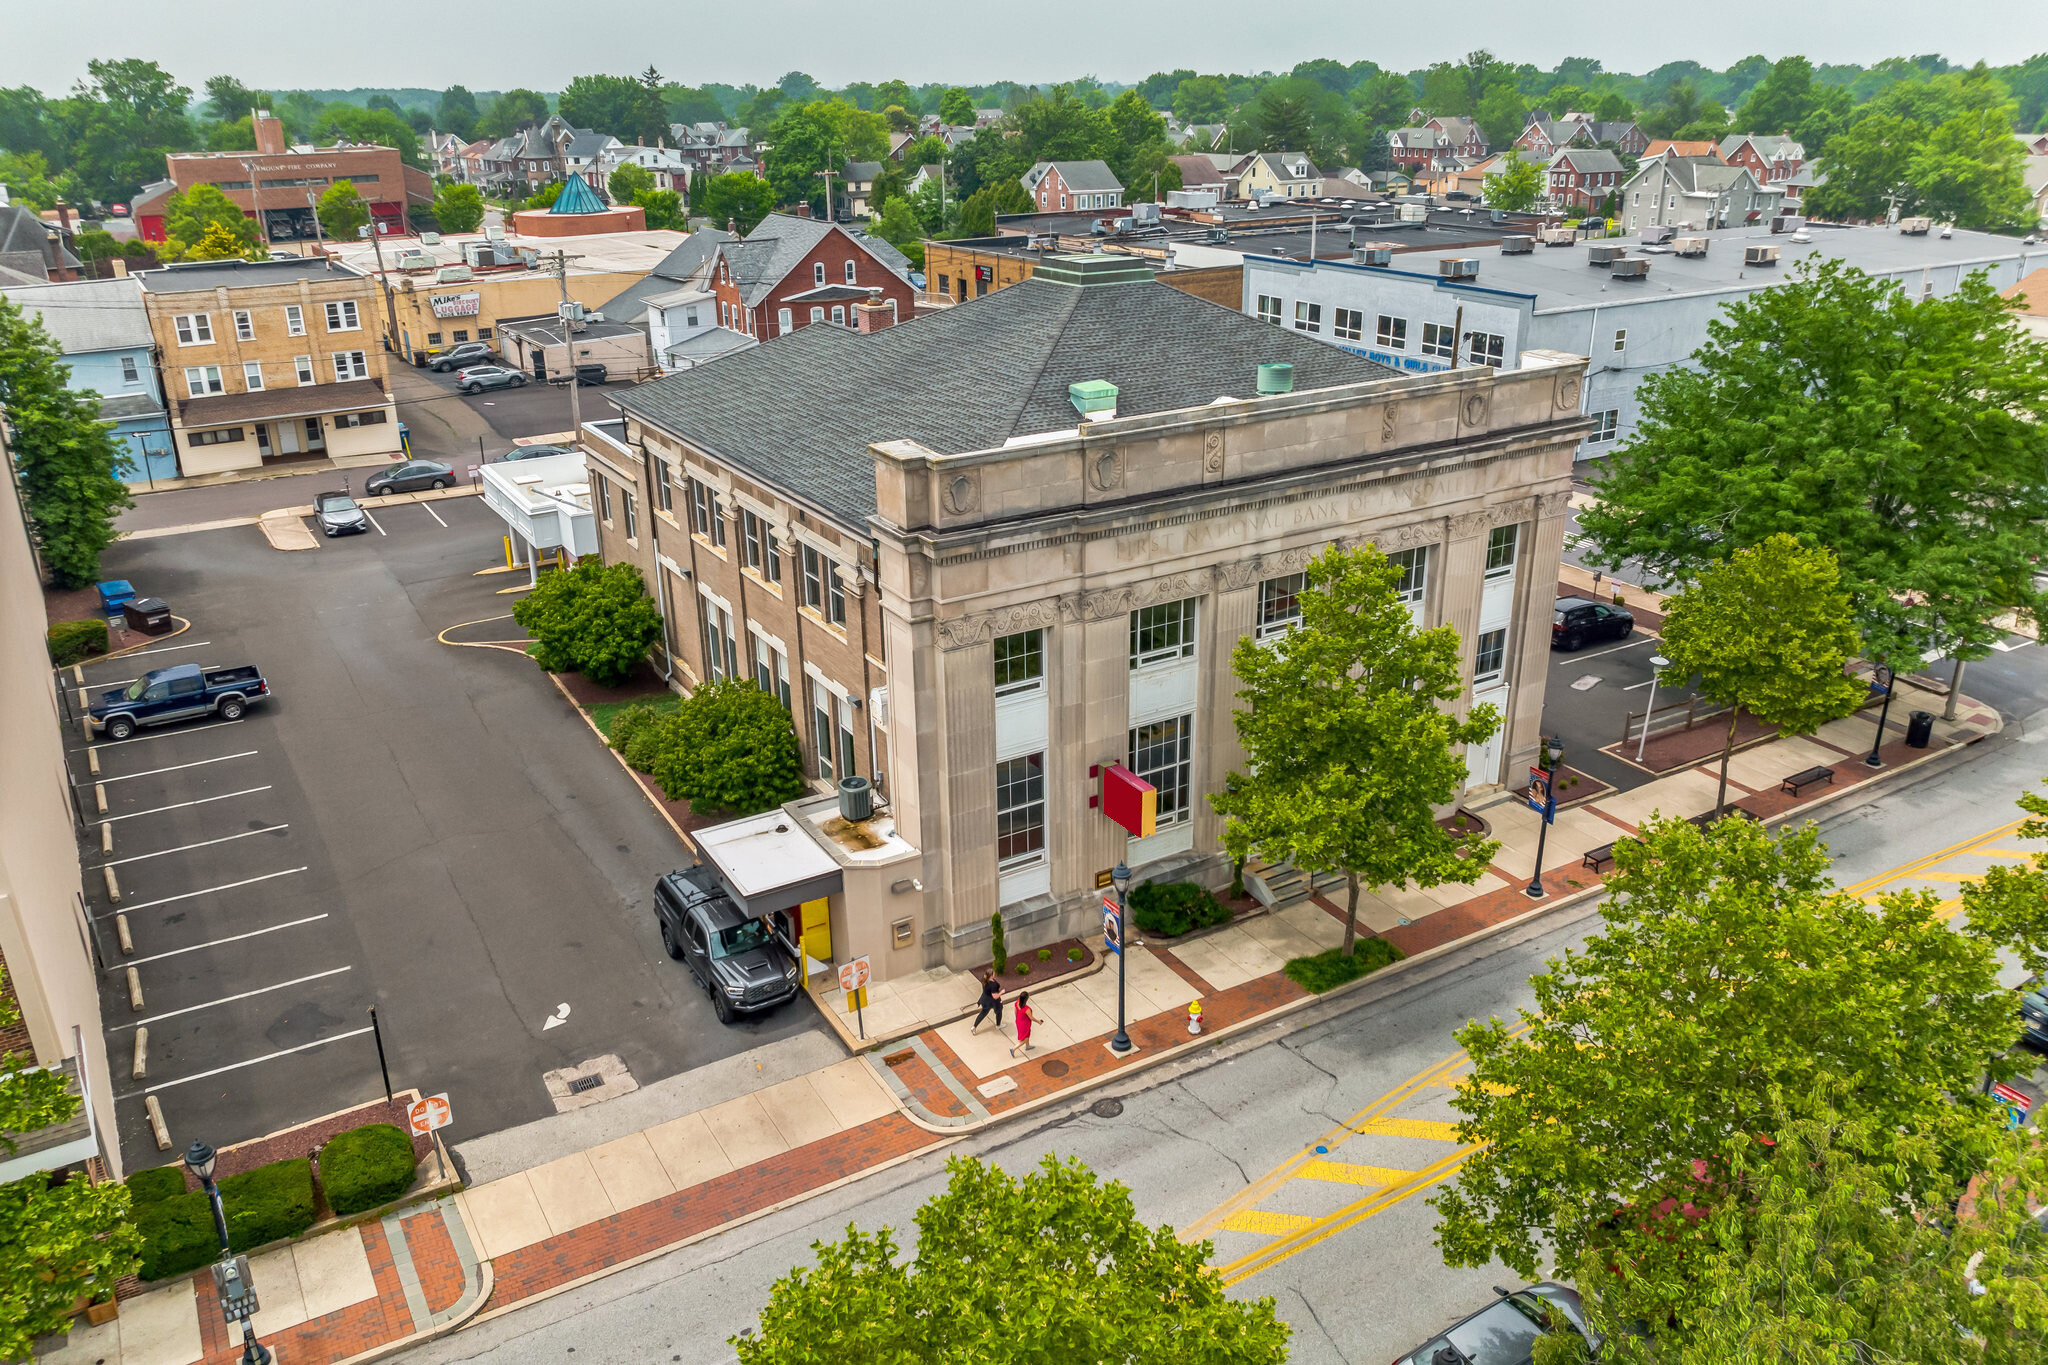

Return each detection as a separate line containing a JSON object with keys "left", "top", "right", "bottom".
{"left": 608, "top": 679, "right": 807, "bottom": 817}
{"left": 47, "top": 618, "right": 109, "bottom": 666}
{"left": 1129, "top": 881, "right": 1231, "bottom": 938}
{"left": 132, "top": 1123, "right": 419, "bottom": 1279}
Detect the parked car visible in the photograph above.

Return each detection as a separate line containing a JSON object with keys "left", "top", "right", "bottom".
{"left": 494, "top": 444, "right": 572, "bottom": 462}
{"left": 1552, "top": 596, "right": 1635, "bottom": 652}
{"left": 90, "top": 663, "right": 270, "bottom": 741}
{"left": 312, "top": 490, "right": 368, "bottom": 537}
{"left": 1394, "top": 1283, "right": 1597, "bottom": 1365}
{"left": 2019, "top": 976, "right": 2048, "bottom": 1051}
{"left": 430, "top": 342, "right": 500, "bottom": 372}
{"left": 365, "top": 460, "right": 456, "bottom": 496}
{"left": 653, "top": 867, "right": 801, "bottom": 1024}
{"left": 455, "top": 365, "right": 527, "bottom": 394}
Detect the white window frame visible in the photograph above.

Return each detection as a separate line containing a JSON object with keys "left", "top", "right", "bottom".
{"left": 1484, "top": 525, "right": 1519, "bottom": 579}
{"left": 233, "top": 310, "right": 254, "bottom": 341}
{"left": 777, "top": 307, "right": 792, "bottom": 335}
{"left": 242, "top": 361, "right": 264, "bottom": 391}
{"left": 324, "top": 299, "right": 360, "bottom": 332}
{"left": 1389, "top": 546, "right": 1429, "bottom": 606}
{"left": 831, "top": 304, "right": 846, "bottom": 327}
{"left": 120, "top": 355, "right": 140, "bottom": 384}
{"left": 183, "top": 365, "right": 223, "bottom": 397}
{"left": 1586, "top": 409, "right": 1621, "bottom": 444}
{"left": 1467, "top": 331, "right": 1506, "bottom": 368}
{"left": 172, "top": 313, "right": 213, "bottom": 346}
{"left": 1129, "top": 598, "right": 1197, "bottom": 669}
{"left": 1256, "top": 572, "right": 1306, "bottom": 639}
{"left": 294, "top": 354, "right": 315, "bottom": 385}
{"left": 993, "top": 628, "right": 1045, "bottom": 698}
{"left": 1376, "top": 314, "right": 1407, "bottom": 350}
{"left": 1333, "top": 308, "right": 1364, "bottom": 342}
{"left": 844, "top": 260, "right": 857, "bottom": 285}
{"left": 813, "top": 262, "right": 826, "bottom": 287}
{"left": 1293, "top": 300, "right": 1320, "bottom": 334}
{"left": 331, "top": 350, "right": 369, "bottom": 381}
{"left": 1127, "top": 713, "right": 1194, "bottom": 828}
{"left": 1612, "top": 327, "right": 1627, "bottom": 354}
{"left": 285, "top": 305, "right": 305, "bottom": 337}
{"left": 995, "top": 752, "right": 1048, "bottom": 870}
{"left": 1421, "top": 321, "right": 1457, "bottom": 359}
{"left": 810, "top": 306, "right": 824, "bottom": 324}
{"left": 1473, "top": 628, "right": 1507, "bottom": 686}
{"left": 1256, "top": 294, "right": 1282, "bottom": 326}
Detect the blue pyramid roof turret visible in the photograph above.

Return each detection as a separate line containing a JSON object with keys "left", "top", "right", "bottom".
{"left": 549, "top": 173, "right": 607, "bottom": 215}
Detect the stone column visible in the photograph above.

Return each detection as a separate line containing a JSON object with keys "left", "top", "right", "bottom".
{"left": 1506, "top": 490, "right": 1573, "bottom": 776}
{"left": 1442, "top": 510, "right": 1493, "bottom": 705}
{"left": 1203, "top": 562, "right": 1260, "bottom": 849}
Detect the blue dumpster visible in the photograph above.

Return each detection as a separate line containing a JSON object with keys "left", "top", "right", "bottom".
{"left": 96, "top": 579, "right": 136, "bottom": 617}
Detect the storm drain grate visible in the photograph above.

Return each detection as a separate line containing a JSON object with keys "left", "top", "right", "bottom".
{"left": 1090, "top": 1097, "right": 1124, "bottom": 1118}
{"left": 1040, "top": 1059, "right": 1070, "bottom": 1078}
{"left": 567, "top": 1073, "right": 605, "bottom": 1095}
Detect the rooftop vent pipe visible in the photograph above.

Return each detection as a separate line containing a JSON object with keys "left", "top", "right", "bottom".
{"left": 1070, "top": 379, "right": 1119, "bottom": 420}
{"left": 1257, "top": 363, "right": 1294, "bottom": 395}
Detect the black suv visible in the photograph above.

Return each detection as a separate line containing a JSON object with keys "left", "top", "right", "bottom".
{"left": 654, "top": 867, "right": 801, "bottom": 1023}
{"left": 1552, "top": 596, "right": 1635, "bottom": 652}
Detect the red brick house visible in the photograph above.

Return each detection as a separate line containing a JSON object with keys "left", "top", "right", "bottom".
{"left": 708, "top": 213, "right": 916, "bottom": 341}
{"left": 1020, "top": 160, "right": 1125, "bottom": 212}
{"left": 1546, "top": 147, "right": 1625, "bottom": 212}
{"left": 1718, "top": 134, "right": 1806, "bottom": 185}
{"left": 1389, "top": 127, "right": 1454, "bottom": 170}
{"left": 1423, "top": 116, "right": 1489, "bottom": 159}
{"left": 1515, "top": 118, "right": 1595, "bottom": 158}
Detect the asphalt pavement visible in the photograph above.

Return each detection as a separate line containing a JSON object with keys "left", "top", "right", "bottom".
{"left": 390, "top": 693, "right": 2048, "bottom": 1365}
{"left": 78, "top": 496, "right": 818, "bottom": 1171}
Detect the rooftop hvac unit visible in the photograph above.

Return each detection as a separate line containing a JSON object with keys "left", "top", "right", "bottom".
{"left": 1500, "top": 235, "right": 1535, "bottom": 255}
{"left": 418, "top": 232, "right": 443, "bottom": 246}
{"left": 1770, "top": 214, "right": 1806, "bottom": 234}
{"left": 1898, "top": 216, "right": 1932, "bottom": 235}
{"left": 434, "top": 265, "right": 473, "bottom": 284}
{"left": 1673, "top": 236, "right": 1709, "bottom": 257}
{"left": 1745, "top": 244, "right": 1781, "bottom": 266}
{"left": 1439, "top": 257, "right": 1480, "bottom": 278}
{"left": 1639, "top": 225, "right": 1676, "bottom": 245}
{"left": 1130, "top": 202, "right": 1161, "bottom": 224}
{"left": 1354, "top": 243, "right": 1395, "bottom": 267}
{"left": 1398, "top": 203, "right": 1426, "bottom": 223}
{"left": 1541, "top": 227, "right": 1576, "bottom": 246}
{"left": 1587, "top": 244, "right": 1626, "bottom": 266}
{"left": 1610, "top": 258, "right": 1650, "bottom": 280}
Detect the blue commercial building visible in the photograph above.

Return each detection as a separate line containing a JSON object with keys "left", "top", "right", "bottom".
{"left": 3, "top": 277, "right": 179, "bottom": 486}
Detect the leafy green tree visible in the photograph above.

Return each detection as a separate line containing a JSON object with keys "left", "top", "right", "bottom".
{"left": 187, "top": 223, "right": 254, "bottom": 261}
{"left": 312, "top": 104, "right": 424, "bottom": 168}
{"left": 1734, "top": 56, "right": 1831, "bottom": 135}
{"left": 869, "top": 79, "right": 914, "bottom": 114}
{"left": 1248, "top": 76, "right": 1333, "bottom": 152}
{"left": 159, "top": 185, "right": 264, "bottom": 262}
{"left": 431, "top": 182, "right": 484, "bottom": 233}
{"left": 661, "top": 83, "right": 724, "bottom": 127}
{"left": 0, "top": 296, "right": 135, "bottom": 586}
{"left": 1173, "top": 75, "right": 1229, "bottom": 124}
{"left": 315, "top": 181, "right": 369, "bottom": 242}
{"left": 511, "top": 559, "right": 662, "bottom": 686}
{"left": 1909, "top": 90, "right": 2033, "bottom": 228}
{"left": 202, "top": 114, "right": 257, "bottom": 152}
{"left": 55, "top": 59, "right": 194, "bottom": 203}
{"left": 1475, "top": 84, "right": 1528, "bottom": 148}
{"left": 873, "top": 196, "right": 925, "bottom": 257}
{"left": 1807, "top": 66, "right": 2030, "bottom": 227}
{"left": 520, "top": 181, "right": 564, "bottom": 211}
{"left": 938, "top": 87, "right": 976, "bottom": 125}
{"left": 652, "top": 679, "right": 806, "bottom": 815}
{"left": 203, "top": 75, "right": 266, "bottom": 122}
{"left": 952, "top": 187, "right": 996, "bottom": 236}
{"left": 478, "top": 88, "right": 549, "bottom": 138}
{"left": 605, "top": 161, "right": 655, "bottom": 204}
{"left": 634, "top": 189, "right": 682, "bottom": 230}
{"left": 0, "top": 962, "right": 141, "bottom": 1359}
{"left": 901, "top": 134, "right": 948, "bottom": 171}
{"left": 1654, "top": 535, "right": 1866, "bottom": 816}
{"left": 734, "top": 1154, "right": 1290, "bottom": 1365}
{"left": 1592, "top": 91, "right": 1635, "bottom": 122}
{"left": 1210, "top": 544, "right": 1503, "bottom": 958}
{"left": 0, "top": 151, "right": 76, "bottom": 211}
{"left": 436, "top": 85, "right": 479, "bottom": 140}
{"left": 558, "top": 74, "right": 643, "bottom": 135}
{"left": 1482, "top": 148, "right": 1541, "bottom": 209}
{"left": 764, "top": 100, "right": 888, "bottom": 211}
{"left": 1640, "top": 80, "right": 1709, "bottom": 138}
{"left": 1957, "top": 780, "right": 2048, "bottom": 976}
{"left": 696, "top": 170, "right": 776, "bottom": 233}
{"left": 73, "top": 229, "right": 121, "bottom": 269}
{"left": 1433, "top": 816, "right": 2022, "bottom": 1306}
{"left": 1353, "top": 70, "right": 1417, "bottom": 130}
{"left": 1578, "top": 258, "right": 2048, "bottom": 685}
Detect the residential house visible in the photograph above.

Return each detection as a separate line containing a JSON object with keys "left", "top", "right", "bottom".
{"left": 933, "top": 124, "right": 980, "bottom": 151}
{"left": 1423, "top": 116, "right": 1489, "bottom": 159}
{"left": 562, "top": 129, "right": 625, "bottom": 193}
{"left": 590, "top": 251, "right": 1590, "bottom": 983}
{"left": 0, "top": 202, "right": 79, "bottom": 283}
{"left": 1545, "top": 147, "right": 1624, "bottom": 212}
{"left": 906, "top": 164, "right": 947, "bottom": 198}
{"left": 2026, "top": 158, "right": 2048, "bottom": 231}
{"left": 455, "top": 139, "right": 493, "bottom": 184}
{"left": 973, "top": 108, "right": 1004, "bottom": 127}
{"left": 1781, "top": 163, "right": 1823, "bottom": 210}
{"left": 1171, "top": 123, "right": 1227, "bottom": 151}
{"left": 1643, "top": 139, "right": 1722, "bottom": 162}
{"left": 1168, "top": 154, "right": 1242, "bottom": 201}
{"left": 1, "top": 278, "right": 178, "bottom": 484}
{"left": 426, "top": 131, "right": 467, "bottom": 179}
{"left": 668, "top": 123, "right": 758, "bottom": 182}
{"left": 709, "top": 213, "right": 914, "bottom": 340}
{"left": 1514, "top": 118, "right": 1595, "bottom": 158}
{"left": 1237, "top": 151, "right": 1324, "bottom": 200}
{"left": 2002, "top": 269, "right": 2048, "bottom": 341}
{"left": 1584, "top": 121, "right": 1649, "bottom": 156}
{"left": 1022, "top": 161, "right": 1125, "bottom": 212}
{"left": 888, "top": 132, "right": 918, "bottom": 162}
{"left": 1718, "top": 134, "right": 1805, "bottom": 185}
{"left": 1451, "top": 154, "right": 1504, "bottom": 200}
{"left": 135, "top": 257, "right": 399, "bottom": 475}
{"left": 602, "top": 142, "right": 692, "bottom": 194}
{"left": 597, "top": 224, "right": 733, "bottom": 337}
{"left": 837, "top": 161, "right": 883, "bottom": 219}
{"left": 2017, "top": 132, "right": 2048, "bottom": 158}
{"left": 1389, "top": 127, "right": 1454, "bottom": 171}
{"left": 1617, "top": 156, "right": 1768, "bottom": 234}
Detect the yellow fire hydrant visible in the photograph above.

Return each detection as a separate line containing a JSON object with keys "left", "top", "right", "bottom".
{"left": 1188, "top": 1000, "right": 1203, "bottom": 1035}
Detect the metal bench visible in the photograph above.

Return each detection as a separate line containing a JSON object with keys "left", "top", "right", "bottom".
{"left": 1583, "top": 843, "right": 1618, "bottom": 874}
{"left": 1780, "top": 765, "right": 1836, "bottom": 797}
{"left": 1689, "top": 805, "right": 1759, "bottom": 829}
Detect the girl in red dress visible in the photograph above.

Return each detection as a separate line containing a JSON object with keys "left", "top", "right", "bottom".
{"left": 1009, "top": 991, "right": 1034, "bottom": 1058}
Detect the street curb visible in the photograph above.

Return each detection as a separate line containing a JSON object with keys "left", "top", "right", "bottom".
{"left": 91, "top": 616, "right": 193, "bottom": 661}
{"left": 539, "top": 668, "right": 702, "bottom": 857}
{"left": 328, "top": 1263, "right": 494, "bottom": 1365}
{"left": 119, "top": 485, "right": 482, "bottom": 543}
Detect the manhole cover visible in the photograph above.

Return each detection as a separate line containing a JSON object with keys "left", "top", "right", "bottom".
{"left": 566, "top": 1073, "right": 605, "bottom": 1095}
{"left": 1040, "top": 1059, "right": 1070, "bottom": 1078}
{"left": 1090, "top": 1098, "right": 1124, "bottom": 1118}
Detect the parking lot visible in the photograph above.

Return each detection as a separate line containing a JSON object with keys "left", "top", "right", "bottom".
{"left": 76, "top": 494, "right": 817, "bottom": 1172}
{"left": 409, "top": 359, "right": 619, "bottom": 447}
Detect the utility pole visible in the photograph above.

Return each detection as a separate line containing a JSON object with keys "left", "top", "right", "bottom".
{"left": 551, "top": 249, "right": 583, "bottom": 443}
{"left": 366, "top": 221, "right": 400, "bottom": 355}
{"left": 815, "top": 165, "right": 837, "bottom": 224}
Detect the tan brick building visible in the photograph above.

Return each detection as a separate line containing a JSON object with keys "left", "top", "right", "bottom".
{"left": 590, "top": 255, "right": 1590, "bottom": 986}
{"left": 137, "top": 258, "right": 400, "bottom": 476}
{"left": 141, "top": 114, "right": 433, "bottom": 244}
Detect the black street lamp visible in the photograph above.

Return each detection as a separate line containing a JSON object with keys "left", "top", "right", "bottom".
{"left": 1865, "top": 663, "right": 1896, "bottom": 768}
{"left": 1109, "top": 861, "right": 1133, "bottom": 1054}
{"left": 185, "top": 1140, "right": 273, "bottom": 1365}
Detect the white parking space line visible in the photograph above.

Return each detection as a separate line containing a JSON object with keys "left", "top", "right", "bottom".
{"left": 1561, "top": 637, "right": 1656, "bottom": 663}
{"left": 120, "top": 913, "right": 327, "bottom": 968}
{"left": 111, "top": 967, "right": 352, "bottom": 1031}
{"left": 107, "top": 866, "right": 307, "bottom": 917}
{"left": 365, "top": 509, "right": 387, "bottom": 536}
{"left": 101, "top": 824, "right": 290, "bottom": 868}
{"left": 96, "top": 786, "right": 272, "bottom": 823}
{"left": 79, "top": 639, "right": 212, "bottom": 665}
{"left": 422, "top": 503, "right": 448, "bottom": 528}
{"left": 135, "top": 1025, "right": 376, "bottom": 1096}
{"left": 93, "top": 749, "right": 258, "bottom": 785}
{"left": 72, "top": 719, "right": 245, "bottom": 751}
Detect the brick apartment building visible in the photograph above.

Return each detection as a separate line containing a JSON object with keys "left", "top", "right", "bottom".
{"left": 709, "top": 214, "right": 915, "bottom": 339}
{"left": 138, "top": 113, "right": 433, "bottom": 244}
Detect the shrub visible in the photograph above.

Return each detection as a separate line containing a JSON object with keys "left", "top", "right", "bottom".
{"left": 1014, "top": 961, "right": 1030, "bottom": 975}
{"left": 1037, "top": 948, "right": 1052, "bottom": 962}
{"left": 607, "top": 703, "right": 667, "bottom": 771}
{"left": 218, "top": 1158, "right": 316, "bottom": 1252}
{"left": 648, "top": 678, "right": 806, "bottom": 815}
{"left": 1128, "top": 881, "right": 1230, "bottom": 938}
{"left": 990, "top": 912, "right": 1007, "bottom": 975}
{"left": 47, "top": 618, "right": 109, "bottom": 666}
{"left": 511, "top": 558, "right": 663, "bottom": 686}
{"left": 126, "top": 1164, "right": 188, "bottom": 1206}
{"left": 1068, "top": 946, "right": 1083, "bottom": 962}
{"left": 135, "top": 1192, "right": 217, "bottom": 1280}
{"left": 1283, "top": 938, "right": 1405, "bottom": 994}
{"left": 320, "top": 1123, "right": 418, "bottom": 1215}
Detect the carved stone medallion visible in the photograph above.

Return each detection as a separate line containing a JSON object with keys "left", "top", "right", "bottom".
{"left": 1202, "top": 428, "right": 1224, "bottom": 474}
{"left": 942, "top": 471, "right": 979, "bottom": 516}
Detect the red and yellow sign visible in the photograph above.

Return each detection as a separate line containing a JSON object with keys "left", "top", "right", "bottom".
{"left": 1101, "top": 764, "right": 1157, "bottom": 838}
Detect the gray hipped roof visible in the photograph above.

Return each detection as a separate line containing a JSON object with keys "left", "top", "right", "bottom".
{"left": 717, "top": 214, "right": 911, "bottom": 308}
{"left": 1034, "top": 160, "right": 1125, "bottom": 193}
{"left": 612, "top": 260, "right": 1393, "bottom": 528}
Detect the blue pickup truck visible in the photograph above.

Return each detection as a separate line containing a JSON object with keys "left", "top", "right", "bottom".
{"left": 89, "top": 663, "right": 270, "bottom": 740}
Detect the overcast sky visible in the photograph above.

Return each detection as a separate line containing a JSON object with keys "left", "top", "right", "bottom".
{"left": 4, "top": 0, "right": 2044, "bottom": 93}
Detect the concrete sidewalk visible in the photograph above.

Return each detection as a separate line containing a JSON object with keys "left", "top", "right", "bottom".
{"left": 35, "top": 693, "right": 2000, "bottom": 1365}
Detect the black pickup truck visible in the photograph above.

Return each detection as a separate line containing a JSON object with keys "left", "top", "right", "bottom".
{"left": 89, "top": 663, "right": 270, "bottom": 740}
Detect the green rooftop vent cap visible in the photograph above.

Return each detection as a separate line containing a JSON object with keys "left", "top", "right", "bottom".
{"left": 1070, "top": 379, "right": 1119, "bottom": 418}
{"left": 1257, "top": 363, "right": 1295, "bottom": 395}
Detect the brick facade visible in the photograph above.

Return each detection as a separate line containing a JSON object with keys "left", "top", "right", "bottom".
{"left": 712, "top": 226, "right": 917, "bottom": 340}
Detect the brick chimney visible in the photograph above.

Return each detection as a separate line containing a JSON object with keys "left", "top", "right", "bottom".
{"left": 254, "top": 111, "right": 287, "bottom": 156}
{"left": 854, "top": 288, "right": 897, "bottom": 334}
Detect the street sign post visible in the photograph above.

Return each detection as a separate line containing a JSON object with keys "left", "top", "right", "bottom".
{"left": 408, "top": 1093, "right": 453, "bottom": 1184}
{"left": 1102, "top": 896, "right": 1122, "bottom": 956}
{"left": 838, "top": 956, "right": 872, "bottom": 1039}
{"left": 1524, "top": 765, "right": 1556, "bottom": 900}
{"left": 1992, "top": 1081, "right": 2032, "bottom": 1129}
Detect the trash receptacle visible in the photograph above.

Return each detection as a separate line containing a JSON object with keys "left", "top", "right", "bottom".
{"left": 96, "top": 579, "right": 135, "bottom": 616}
{"left": 122, "top": 597, "right": 172, "bottom": 636}
{"left": 1906, "top": 710, "right": 1934, "bottom": 748}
